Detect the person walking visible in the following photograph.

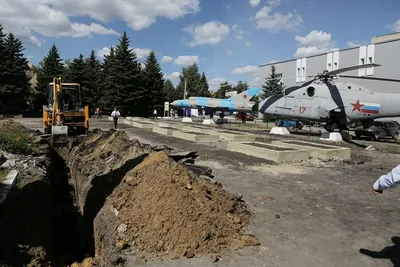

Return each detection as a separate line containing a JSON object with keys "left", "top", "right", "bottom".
{"left": 111, "top": 107, "right": 120, "bottom": 129}
{"left": 153, "top": 109, "right": 158, "bottom": 119}
{"left": 372, "top": 164, "right": 400, "bottom": 194}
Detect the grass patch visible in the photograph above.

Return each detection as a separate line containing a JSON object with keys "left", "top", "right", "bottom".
{"left": 0, "top": 120, "right": 39, "bottom": 155}
{"left": 0, "top": 169, "right": 7, "bottom": 183}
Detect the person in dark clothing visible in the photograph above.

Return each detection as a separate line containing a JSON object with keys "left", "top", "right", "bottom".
{"left": 111, "top": 107, "right": 120, "bottom": 129}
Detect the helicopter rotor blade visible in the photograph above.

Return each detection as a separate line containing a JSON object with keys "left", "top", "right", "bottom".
{"left": 324, "top": 63, "right": 381, "bottom": 76}
{"left": 337, "top": 75, "right": 400, "bottom": 83}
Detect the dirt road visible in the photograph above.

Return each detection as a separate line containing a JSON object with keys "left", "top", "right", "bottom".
{"left": 16, "top": 118, "right": 400, "bottom": 267}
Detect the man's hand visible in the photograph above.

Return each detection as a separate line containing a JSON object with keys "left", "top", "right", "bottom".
{"left": 372, "top": 187, "right": 383, "bottom": 194}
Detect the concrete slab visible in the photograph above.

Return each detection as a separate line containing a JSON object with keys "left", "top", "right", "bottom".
{"left": 172, "top": 131, "right": 220, "bottom": 143}
{"left": 152, "top": 126, "right": 176, "bottom": 136}
{"left": 202, "top": 119, "right": 215, "bottom": 125}
{"left": 182, "top": 126, "right": 207, "bottom": 133}
{"left": 126, "top": 121, "right": 154, "bottom": 129}
{"left": 271, "top": 140, "right": 351, "bottom": 160}
{"left": 157, "top": 122, "right": 182, "bottom": 129}
{"left": 182, "top": 117, "right": 193, "bottom": 123}
{"left": 0, "top": 170, "right": 18, "bottom": 206}
{"left": 223, "top": 142, "right": 309, "bottom": 163}
{"left": 215, "top": 130, "right": 256, "bottom": 142}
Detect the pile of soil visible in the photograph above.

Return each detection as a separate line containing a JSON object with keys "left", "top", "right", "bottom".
{"left": 95, "top": 151, "right": 259, "bottom": 263}
{"left": 68, "top": 129, "right": 259, "bottom": 265}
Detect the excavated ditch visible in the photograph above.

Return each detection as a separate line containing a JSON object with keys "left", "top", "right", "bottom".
{"left": 0, "top": 124, "right": 260, "bottom": 267}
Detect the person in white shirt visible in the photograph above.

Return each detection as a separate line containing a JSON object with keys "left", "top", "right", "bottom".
{"left": 372, "top": 164, "right": 400, "bottom": 194}
{"left": 111, "top": 107, "right": 121, "bottom": 129}
{"left": 153, "top": 109, "right": 158, "bottom": 119}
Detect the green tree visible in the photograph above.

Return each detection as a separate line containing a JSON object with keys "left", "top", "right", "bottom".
{"left": 142, "top": 50, "right": 165, "bottom": 113}
{"left": 200, "top": 72, "right": 210, "bottom": 97}
{"left": 113, "top": 31, "right": 144, "bottom": 115}
{"left": 83, "top": 50, "right": 102, "bottom": 107}
{"left": 0, "top": 25, "right": 6, "bottom": 112}
{"left": 0, "top": 33, "right": 30, "bottom": 113}
{"left": 176, "top": 62, "right": 204, "bottom": 97}
{"left": 100, "top": 47, "right": 118, "bottom": 108}
{"left": 34, "top": 44, "right": 65, "bottom": 109}
{"left": 66, "top": 54, "right": 88, "bottom": 105}
{"left": 164, "top": 79, "right": 179, "bottom": 102}
{"left": 235, "top": 80, "right": 249, "bottom": 93}
{"left": 214, "top": 82, "right": 233, "bottom": 98}
{"left": 261, "top": 65, "right": 284, "bottom": 99}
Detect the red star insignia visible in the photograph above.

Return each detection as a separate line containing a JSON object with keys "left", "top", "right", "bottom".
{"left": 351, "top": 100, "right": 364, "bottom": 112}
{"left": 243, "top": 94, "right": 248, "bottom": 99}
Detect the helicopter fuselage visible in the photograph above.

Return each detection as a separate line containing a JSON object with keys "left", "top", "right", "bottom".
{"left": 259, "top": 80, "right": 400, "bottom": 131}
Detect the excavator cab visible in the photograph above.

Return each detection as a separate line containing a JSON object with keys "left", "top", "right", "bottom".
{"left": 43, "top": 78, "right": 89, "bottom": 146}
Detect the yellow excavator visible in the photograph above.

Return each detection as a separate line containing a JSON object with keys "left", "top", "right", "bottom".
{"left": 43, "top": 77, "right": 89, "bottom": 146}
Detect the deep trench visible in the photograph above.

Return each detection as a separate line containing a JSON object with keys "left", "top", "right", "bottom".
{"left": 49, "top": 148, "right": 93, "bottom": 266}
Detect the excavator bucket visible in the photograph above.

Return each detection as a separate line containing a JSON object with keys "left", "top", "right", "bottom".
{"left": 51, "top": 125, "right": 68, "bottom": 146}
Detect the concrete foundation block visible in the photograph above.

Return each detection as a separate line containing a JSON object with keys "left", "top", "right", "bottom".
{"left": 0, "top": 170, "right": 18, "bottom": 206}
{"left": 270, "top": 126, "right": 291, "bottom": 135}
{"left": 319, "top": 132, "right": 343, "bottom": 142}
{"left": 152, "top": 126, "right": 175, "bottom": 136}
{"left": 224, "top": 142, "right": 309, "bottom": 163}
{"left": 172, "top": 131, "right": 220, "bottom": 142}
{"left": 182, "top": 117, "right": 193, "bottom": 123}
{"left": 216, "top": 130, "right": 256, "bottom": 142}
{"left": 182, "top": 126, "right": 206, "bottom": 133}
{"left": 202, "top": 119, "right": 215, "bottom": 125}
{"left": 271, "top": 140, "right": 351, "bottom": 160}
{"left": 128, "top": 121, "right": 154, "bottom": 129}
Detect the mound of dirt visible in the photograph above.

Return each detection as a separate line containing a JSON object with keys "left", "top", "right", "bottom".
{"left": 68, "top": 129, "right": 259, "bottom": 266}
{"left": 94, "top": 151, "right": 259, "bottom": 264}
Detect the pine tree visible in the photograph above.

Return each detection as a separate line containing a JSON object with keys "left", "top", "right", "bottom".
{"left": 34, "top": 44, "right": 65, "bottom": 109}
{"left": 0, "top": 25, "right": 7, "bottom": 112}
{"left": 83, "top": 50, "right": 102, "bottom": 107}
{"left": 200, "top": 72, "right": 210, "bottom": 97}
{"left": 261, "top": 65, "right": 284, "bottom": 99}
{"left": 164, "top": 79, "right": 179, "bottom": 102}
{"left": 0, "top": 33, "right": 30, "bottom": 113}
{"left": 142, "top": 50, "right": 165, "bottom": 114}
{"left": 101, "top": 47, "right": 118, "bottom": 108}
{"left": 67, "top": 54, "right": 87, "bottom": 104}
{"left": 113, "top": 31, "right": 144, "bottom": 115}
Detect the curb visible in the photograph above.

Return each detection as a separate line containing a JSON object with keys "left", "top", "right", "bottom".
{"left": 0, "top": 170, "right": 19, "bottom": 206}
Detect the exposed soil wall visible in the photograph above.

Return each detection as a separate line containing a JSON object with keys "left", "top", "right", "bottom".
{"left": 68, "top": 129, "right": 259, "bottom": 266}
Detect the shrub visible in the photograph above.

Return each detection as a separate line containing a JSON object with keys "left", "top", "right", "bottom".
{"left": 0, "top": 121, "right": 38, "bottom": 155}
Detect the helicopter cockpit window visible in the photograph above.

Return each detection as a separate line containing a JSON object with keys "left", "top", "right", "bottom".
{"left": 306, "top": 86, "right": 315, "bottom": 97}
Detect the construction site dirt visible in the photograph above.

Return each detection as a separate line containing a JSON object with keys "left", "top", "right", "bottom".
{"left": 6, "top": 117, "right": 400, "bottom": 267}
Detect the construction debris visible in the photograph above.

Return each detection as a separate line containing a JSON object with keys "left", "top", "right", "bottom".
{"left": 68, "top": 129, "right": 259, "bottom": 266}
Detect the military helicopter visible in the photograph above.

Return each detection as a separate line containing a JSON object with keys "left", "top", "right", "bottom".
{"left": 258, "top": 63, "right": 400, "bottom": 132}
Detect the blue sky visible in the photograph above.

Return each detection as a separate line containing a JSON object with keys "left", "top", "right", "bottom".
{"left": 1, "top": 0, "right": 399, "bottom": 90}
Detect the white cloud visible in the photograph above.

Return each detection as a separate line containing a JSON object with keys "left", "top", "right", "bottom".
{"left": 97, "top": 47, "right": 111, "bottom": 58}
{"left": 96, "top": 47, "right": 151, "bottom": 59}
{"left": 231, "top": 65, "right": 258, "bottom": 76}
{"left": 249, "top": 0, "right": 260, "bottom": 7}
{"left": 231, "top": 24, "right": 244, "bottom": 40}
{"left": 226, "top": 49, "right": 233, "bottom": 55}
{"left": 208, "top": 77, "right": 227, "bottom": 90}
{"left": 392, "top": 19, "right": 400, "bottom": 32}
{"left": 134, "top": 48, "right": 151, "bottom": 59}
{"left": 173, "top": 55, "right": 200, "bottom": 65}
{"left": 293, "top": 30, "right": 338, "bottom": 58}
{"left": 249, "top": 76, "right": 261, "bottom": 87}
{"left": 0, "top": 0, "right": 200, "bottom": 46}
{"left": 268, "top": 59, "right": 279, "bottom": 63}
{"left": 253, "top": 0, "right": 302, "bottom": 32}
{"left": 0, "top": 0, "right": 121, "bottom": 46}
{"left": 183, "top": 21, "right": 230, "bottom": 46}
{"left": 164, "top": 72, "right": 181, "bottom": 80}
{"left": 346, "top": 41, "right": 361, "bottom": 48}
{"left": 244, "top": 41, "right": 252, "bottom": 47}
{"left": 161, "top": 56, "right": 174, "bottom": 63}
